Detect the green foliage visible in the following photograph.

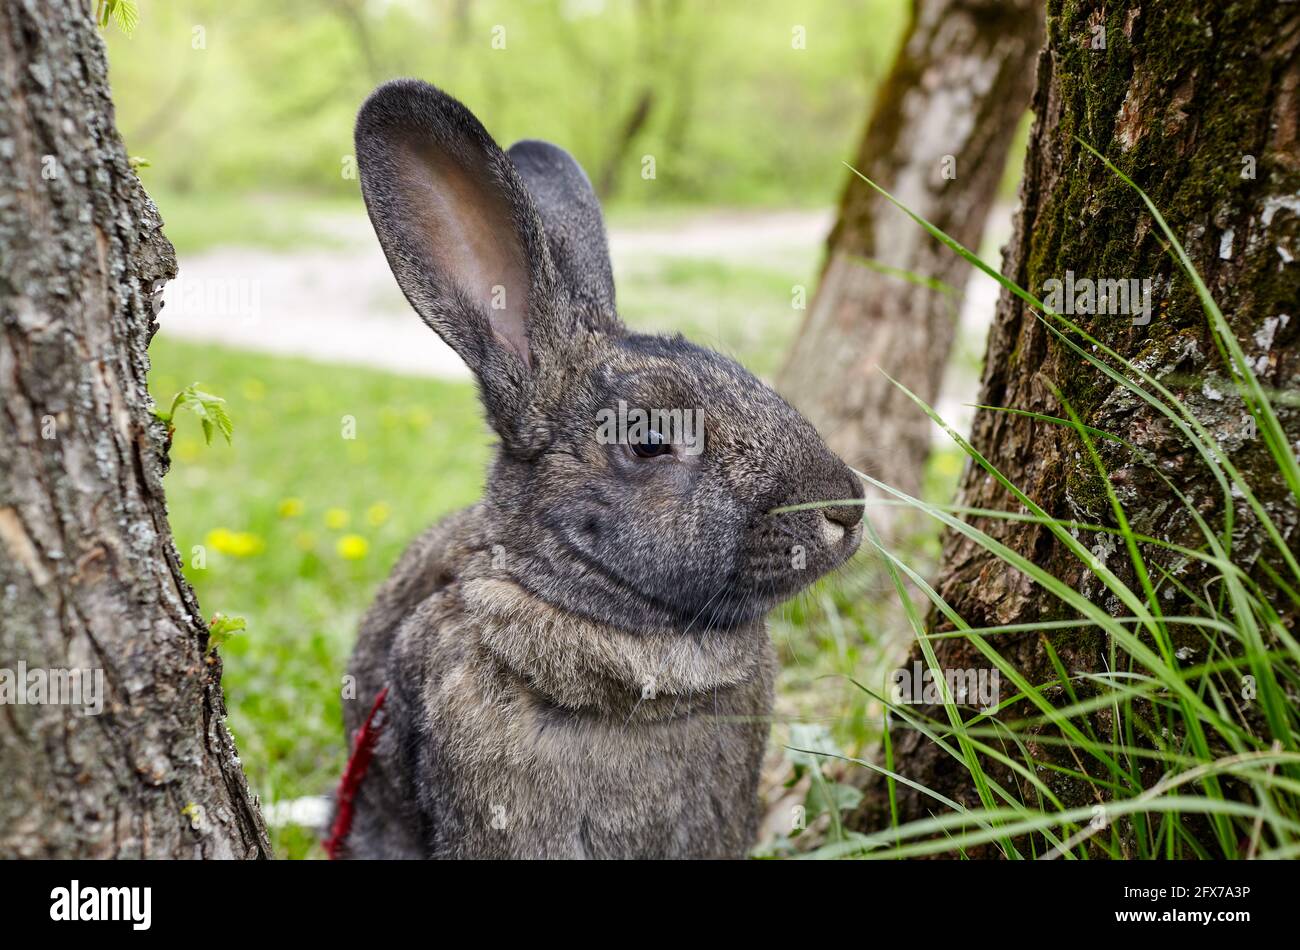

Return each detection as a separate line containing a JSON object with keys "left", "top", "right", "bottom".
{"left": 615, "top": 246, "right": 815, "bottom": 380}
{"left": 104, "top": 1, "right": 908, "bottom": 214}
{"left": 206, "top": 612, "right": 247, "bottom": 655}
{"left": 144, "top": 190, "right": 354, "bottom": 255}
{"left": 752, "top": 723, "right": 869, "bottom": 858}
{"left": 97, "top": 0, "right": 140, "bottom": 37}
{"left": 154, "top": 383, "right": 233, "bottom": 445}
{"left": 789, "top": 724, "right": 865, "bottom": 830}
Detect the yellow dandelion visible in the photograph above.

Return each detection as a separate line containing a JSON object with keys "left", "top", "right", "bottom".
{"left": 294, "top": 531, "right": 317, "bottom": 551}
{"left": 366, "top": 502, "right": 391, "bottom": 527}
{"left": 324, "top": 507, "right": 350, "bottom": 530}
{"left": 205, "top": 528, "right": 234, "bottom": 551}
{"left": 278, "top": 497, "right": 304, "bottom": 518}
{"left": 206, "top": 529, "right": 264, "bottom": 558}
{"left": 336, "top": 534, "right": 369, "bottom": 560}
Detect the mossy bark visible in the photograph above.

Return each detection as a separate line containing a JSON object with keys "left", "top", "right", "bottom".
{"left": 0, "top": 0, "right": 269, "bottom": 857}
{"left": 849, "top": 0, "right": 1300, "bottom": 851}
{"left": 781, "top": 0, "right": 1042, "bottom": 499}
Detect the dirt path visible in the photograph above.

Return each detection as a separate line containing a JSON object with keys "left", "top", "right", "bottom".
{"left": 157, "top": 208, "right": 834, "bottom": 379}
{"left": 157, "top": 204, "right": 1013, "bottom": 440}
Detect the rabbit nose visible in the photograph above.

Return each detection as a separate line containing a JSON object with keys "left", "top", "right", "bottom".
{"left": 822, "top": 471, "right": 865, "bottom": 529}
{"left": 823, "top": 501, "right": 862, "bottom": 530}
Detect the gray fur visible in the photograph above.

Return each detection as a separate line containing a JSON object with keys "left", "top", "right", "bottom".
{"left": 341, "top": 79, "right": 862, "bottom": 859}
{"left": 506, "top": 139, "right": 616, "bottom": 325}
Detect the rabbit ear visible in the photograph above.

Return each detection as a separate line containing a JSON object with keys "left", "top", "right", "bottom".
{"left": 355, "top": 80, "right": 564, "bottom": 434}
{"left": 507, "top": 140, "right": 619, "bottom": 331}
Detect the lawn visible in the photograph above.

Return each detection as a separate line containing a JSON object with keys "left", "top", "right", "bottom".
{"left": 149, "top": 336, "right": 492, "bottom": 858}
{"left": 616, "top": 255, "right": 812, "bottom": 380}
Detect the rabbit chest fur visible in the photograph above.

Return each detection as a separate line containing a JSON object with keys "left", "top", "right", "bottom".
{"left": 342, "top": 506, "right": 775, "bottom": 859}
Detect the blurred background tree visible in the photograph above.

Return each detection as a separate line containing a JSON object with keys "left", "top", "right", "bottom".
{"left": 782, "top": 0, "right": 1041, "bottom": 501}
{"left": 107, "top": 0, "right": 907, "bottom": 217}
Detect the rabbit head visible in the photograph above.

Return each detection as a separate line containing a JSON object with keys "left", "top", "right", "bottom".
{"left": 356, "top": 79, "right": 863, "bottom": 636}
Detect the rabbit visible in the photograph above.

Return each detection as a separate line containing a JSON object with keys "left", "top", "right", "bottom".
{"left": 337, "top": 78, "right": 864, "bottom": 859}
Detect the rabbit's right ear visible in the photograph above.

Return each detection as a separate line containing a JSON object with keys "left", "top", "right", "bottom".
{"left": 507, "top": 140, "right": 618, "bottom": 331}
{"left": 355, "top": 80, "right": 564, "bottom": 444}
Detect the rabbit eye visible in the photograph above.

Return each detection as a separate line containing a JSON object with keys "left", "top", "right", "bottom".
{"left": 629, "top": 430, "right": 672, "bottom": 459}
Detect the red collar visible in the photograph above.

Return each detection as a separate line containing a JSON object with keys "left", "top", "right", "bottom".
{"left": 323, "top": 686, "right": 390, "bottom": 860}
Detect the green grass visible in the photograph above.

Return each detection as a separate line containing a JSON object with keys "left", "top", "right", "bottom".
{"left": 148, "top": 187, "right": 359, "bottom": 255}
{"left": 148, "top": 336, "right": 492, "bottom": 858}
{"left": 618, "top": 255, "right": 815, "bottom": 380}
{"left": 777, "top": 154, "right": 1300, "bottom": 860}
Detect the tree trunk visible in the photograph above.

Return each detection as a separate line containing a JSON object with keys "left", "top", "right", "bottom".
{"left": 780, "top": 0, "right": 1042, "bottom": 499}
{"left": 852, "top": 0, "right": 1300, "bottom": 845}
{"left": 0, "top": 0, "right": 270, "bottom": 858}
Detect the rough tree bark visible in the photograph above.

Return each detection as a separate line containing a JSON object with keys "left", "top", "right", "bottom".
{"left": 0, "top": 0, "right": 270, "bottom": 857}
{"left": 852, "top": 0, "right": 1300, "bottom": 844}
{"left": 781, "top": 0, "right": 1042, "bottom": 498}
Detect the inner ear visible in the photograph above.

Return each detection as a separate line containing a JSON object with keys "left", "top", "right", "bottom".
{"left": 394, "top": 137, "right": 533, "bottom": 367}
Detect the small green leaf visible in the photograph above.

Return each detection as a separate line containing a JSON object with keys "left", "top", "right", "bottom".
{"left": 206, "top": 397, "right": 235, "bottom": 444}
{"left": 154, "top": 383, "right": 234, "bottom": 446}
{"left": 111, "top": 0, "right": 140, "bottom": 37}
{"left": 786, "top": 723, "right": 838, "bottom": 768}
{"left": 806, "top": 780, "right": 863, "bottom": 819}
{"left": 206, "top": 613, "right": 247, "bottom": 655}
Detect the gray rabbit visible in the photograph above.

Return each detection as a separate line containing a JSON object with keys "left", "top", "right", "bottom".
{"left": 336, "top": 79, "right": 863, "bottom": 859}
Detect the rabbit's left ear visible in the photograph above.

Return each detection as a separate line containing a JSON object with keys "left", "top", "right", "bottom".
{"left": 355, "top": 79, "right": 566, "bottom": 386}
